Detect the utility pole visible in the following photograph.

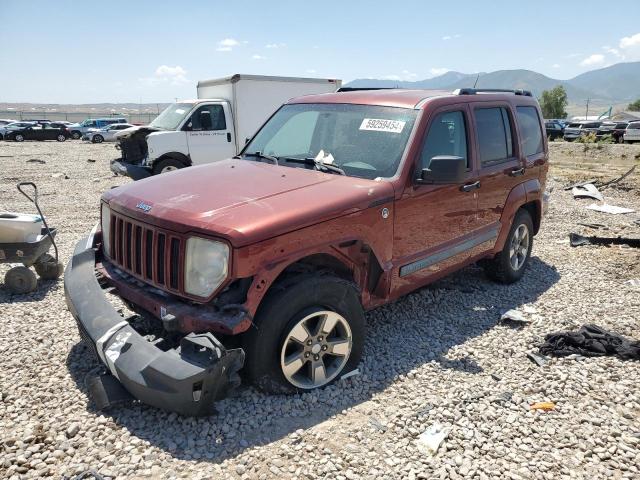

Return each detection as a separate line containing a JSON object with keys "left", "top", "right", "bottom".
{"left": 585, "top": 98, "right": 590, "bottom": 120}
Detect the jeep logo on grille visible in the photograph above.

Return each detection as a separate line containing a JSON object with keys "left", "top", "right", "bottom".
{"left": 136, "top": 202, "right": 152, "bottom": 212}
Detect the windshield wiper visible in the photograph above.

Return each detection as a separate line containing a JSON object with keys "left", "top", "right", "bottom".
{"left": 241, "top": 151, "right": 279, "bottom": 165}
{"left": 282, "top": 157, "right": 346, "bottom": 175}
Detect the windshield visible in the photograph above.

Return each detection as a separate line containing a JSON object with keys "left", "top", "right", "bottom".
{"left": 150, "top": 103, "right": 195, "bottom": 130}
{"left": 244, "top": 103, "right": 418, "bottom": 179}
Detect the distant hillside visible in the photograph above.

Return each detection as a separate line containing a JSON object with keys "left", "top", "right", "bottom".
{"left": 345, "top": 62, "right": 640, "bottom": 104}
{"left": 569, "top": 62, "right": 640, "bottom": 101}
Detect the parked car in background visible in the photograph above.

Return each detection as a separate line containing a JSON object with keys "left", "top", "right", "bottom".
{"left": 68, "top": 118, "right": 128, "bottom": 139}
{"left": 596, "top": 121, "right": 628, "bottom": 143}
{"left": 66, "top": 87, "right": 549, "bottom": 415}
{"left": 82, "top": 123, "right": 134, "bottom": 143}
{"left": 563, "top": 121, "right": 601, "bottom": 141}
{"left": 0, "top": 118, "right": 17, "bottom": 126}
{"left": 4, "top": 123, "right": 71, "bottom": 142}
{"left": 0, "top": 121, "right": 36, "bottom": 140}
{"left": 545, "top": 120, "right": 564, "bottom": 140}
{"left": 623, "top": 121, "right": 640, "bottom": 143}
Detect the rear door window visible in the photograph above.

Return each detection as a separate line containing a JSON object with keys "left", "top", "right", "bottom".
{"left": 474, "top": 107, "right": 514, "bottom": 165}
{"left": 419, "top": 111, "right": 468, "bottom": 170}
{"left": 516, "top": 106, "right": 544, "bottom": 157}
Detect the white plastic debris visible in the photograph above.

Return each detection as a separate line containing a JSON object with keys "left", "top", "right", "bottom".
{"left": 340, "top": 368, "right": 360, "bottom": 381}
{"left": 586, "top": 203, "right": 635, "bottom": 215}
{"left": 416, "top": 423, "right": 451, "bottom": 455}
{"left": 500, "top": 309, "right": 531, "bottom": 324}
{"left": 624, "top": 279, "right": 640, "bottom": 287}
{"left": 572, "top": 183, "right": 603, "bottom": 202}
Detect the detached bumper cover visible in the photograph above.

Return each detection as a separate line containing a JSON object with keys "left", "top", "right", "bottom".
{"left": 64, "top": 236, "right": 244, "bottom": 416}
{"left": 110, "top": 159, "right": 152, "bottom": 180}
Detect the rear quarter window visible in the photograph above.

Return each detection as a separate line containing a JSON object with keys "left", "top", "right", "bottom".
{"left": 516, "top": 106, "right": 544, "bottom": 157}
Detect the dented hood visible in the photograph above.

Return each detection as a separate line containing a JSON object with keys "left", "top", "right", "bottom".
{"left": 102, "top": 159, "right": 394, "bottom": 247}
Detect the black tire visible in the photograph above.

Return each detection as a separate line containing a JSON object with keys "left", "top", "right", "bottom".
{"left": 71, "top": 131, "right": 81, "bottom": 140}
{"left": 242, "top": 274, "right": 365, "bottom": 394}
{"left": 92, "top": 134, "right": 104, "bottom": 144}
{"left": 481, "top": 209, "right": 534, "bottom": 284}
{"left": 153, "top": 157, "right": 186, "bottom": 175}
{"left": 34, "top": 254, "right": 64, "bottom": 280}
{"left": 4, "top": 266, "right": 37, "bottom": 294}
{"left": 14, "top": 134, "right": 24, "bottom": 142}
{"left": 56, "top": 134, "right": 66, "bottom": 142}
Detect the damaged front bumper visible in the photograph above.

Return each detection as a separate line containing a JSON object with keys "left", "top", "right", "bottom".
{"left": 64, "top": 235, "right": 245, "bottom": 416}
{"left": 110, "top": 159, "right": 152, "bottom": 180}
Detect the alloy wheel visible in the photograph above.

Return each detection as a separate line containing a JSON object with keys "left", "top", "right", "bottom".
{"left": 509, "top": 224, "right": 529, "bottom": 271}
{"left": 280, "top": 310, "right": 352, "bottom": 389}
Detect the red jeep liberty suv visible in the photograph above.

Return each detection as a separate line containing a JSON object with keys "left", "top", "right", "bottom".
{"left": 65, "top": 88, "right": 549, "bottom": 415}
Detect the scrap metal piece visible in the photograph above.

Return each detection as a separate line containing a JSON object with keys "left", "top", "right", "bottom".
{"left": 572, "top": 183, "right": 603, "bottom": 202}
{"left": 586, "top": 203, "right": 635, "bottom": 215}
{"left": 598, "top": 165, "right": 637, "bottom": 190}
{"left": 564, "top": 179, "right": 597, "bottom": 191}
{"left": 527, "top": 351, "right": 549, "bottom": 367}
{"left": 569, "top": 233, "right": 640, "bottom": 248}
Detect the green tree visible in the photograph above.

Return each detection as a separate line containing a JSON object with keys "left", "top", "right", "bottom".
{"left": 539, "top": 85, "right": 568, "bottom": 119}
{"left": 628, "top": 99, "right": 640, "bottom": 111}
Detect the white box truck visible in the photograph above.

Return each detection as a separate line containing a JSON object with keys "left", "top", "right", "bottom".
{"left": 111, "top": 74, "right": 341, "bottom": 179}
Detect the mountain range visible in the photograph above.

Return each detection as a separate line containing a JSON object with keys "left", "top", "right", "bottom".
{"left": 345, "top": 62, "right": 640, "bottom": 104}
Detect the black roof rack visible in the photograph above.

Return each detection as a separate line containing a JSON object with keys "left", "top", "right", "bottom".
{"left": 337, "top": 87, "right": 396, "bottom": 92}
{"left": 454, "top": 88, "right": 533, "bottom": 97}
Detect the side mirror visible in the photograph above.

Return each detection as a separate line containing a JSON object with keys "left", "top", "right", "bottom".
{"left": 419, "top": 155, "right": 466, "bottom": 184}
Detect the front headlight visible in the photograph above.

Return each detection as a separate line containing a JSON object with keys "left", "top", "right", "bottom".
{"left": 101, "top": 204, "right": 111, "bottom": 257}
{"left": 184, "top": 237, "right": 229, "bottom": 298}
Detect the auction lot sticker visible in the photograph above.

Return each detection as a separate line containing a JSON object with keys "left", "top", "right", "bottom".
{"left": 359, "top": 118, "right": 406, "bottom": 133}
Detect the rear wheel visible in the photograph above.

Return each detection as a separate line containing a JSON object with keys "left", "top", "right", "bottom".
{"left": 242, "top": 275, "right": 364, "bottom": 394}
{"left": 481, "top": 209, "right": 533, "bottom": 284}
{"left": 14, "top": 134, "right": 24, "bottom": 142}
{"left": 92, "top": 134, "right": 104, "bottom": 144}
{"left": 56, "top": 134, "right": 66, "bottom": 142}
{"left": 153, "top": 157, "right": 185, "bottom": 175}
{"left": 34, "top": 254, "right": 64, "bottom": 280}
{"left": 71, "top": 131, "right": 81, "bottom": 140}
{"left": 4, "top": 266, "right": 37, "bottom": 294}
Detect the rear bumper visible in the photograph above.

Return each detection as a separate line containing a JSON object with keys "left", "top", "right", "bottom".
{"left": 110, "top": 159, "right": 152, "bottom": 180}
{"left": 64, "top": 235, "right": 245, "bottom": 416}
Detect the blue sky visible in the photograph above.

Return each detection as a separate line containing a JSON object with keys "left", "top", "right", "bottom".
{"left": 1, "top": 0, "right": 639, "bottom": 103}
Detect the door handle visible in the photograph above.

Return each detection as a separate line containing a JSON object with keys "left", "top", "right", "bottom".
{"left": 509, "top": 167, "right": 525, "bottom": 177}
{"left": 226, "top": 132, "right": 232, "bottom": 143}
{"left": 460, "top": 181, "right": 480, "bottom": 192}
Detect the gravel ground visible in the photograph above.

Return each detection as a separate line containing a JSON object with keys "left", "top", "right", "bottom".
{"left": 1, "top": 140, "right": 639, "bottom": 480}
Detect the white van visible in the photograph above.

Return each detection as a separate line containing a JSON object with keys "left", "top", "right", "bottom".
{"left": 112, "top": 74, "right": 341, "bottom": 179}
{"left": 623, "top": 121, "right": 640, "bottom": 143}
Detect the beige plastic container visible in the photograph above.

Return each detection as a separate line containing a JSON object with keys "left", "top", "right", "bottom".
{"left": 0, "top": 213, "right": 43, "bottom": 243}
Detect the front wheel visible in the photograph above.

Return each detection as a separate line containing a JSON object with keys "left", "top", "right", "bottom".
{"left": 92, "top": 134, "right": 103, "bottom": 144}
{"left": 242, "top": 275, "right": 365, "bottom": 394}
{"left": 71, "top": 131, "right": 81, "bottom": 139}
{"left": 57, "top": 134, "right": 66, "bottom": 142}
{"left": 153, "top": 157, "right": 186, "bottom": 175}
{"left": 481, "top": 209, "right": 533, "bottom": 284}
{"left": 14, "top": 134, "right": 24, "bottom": 142}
